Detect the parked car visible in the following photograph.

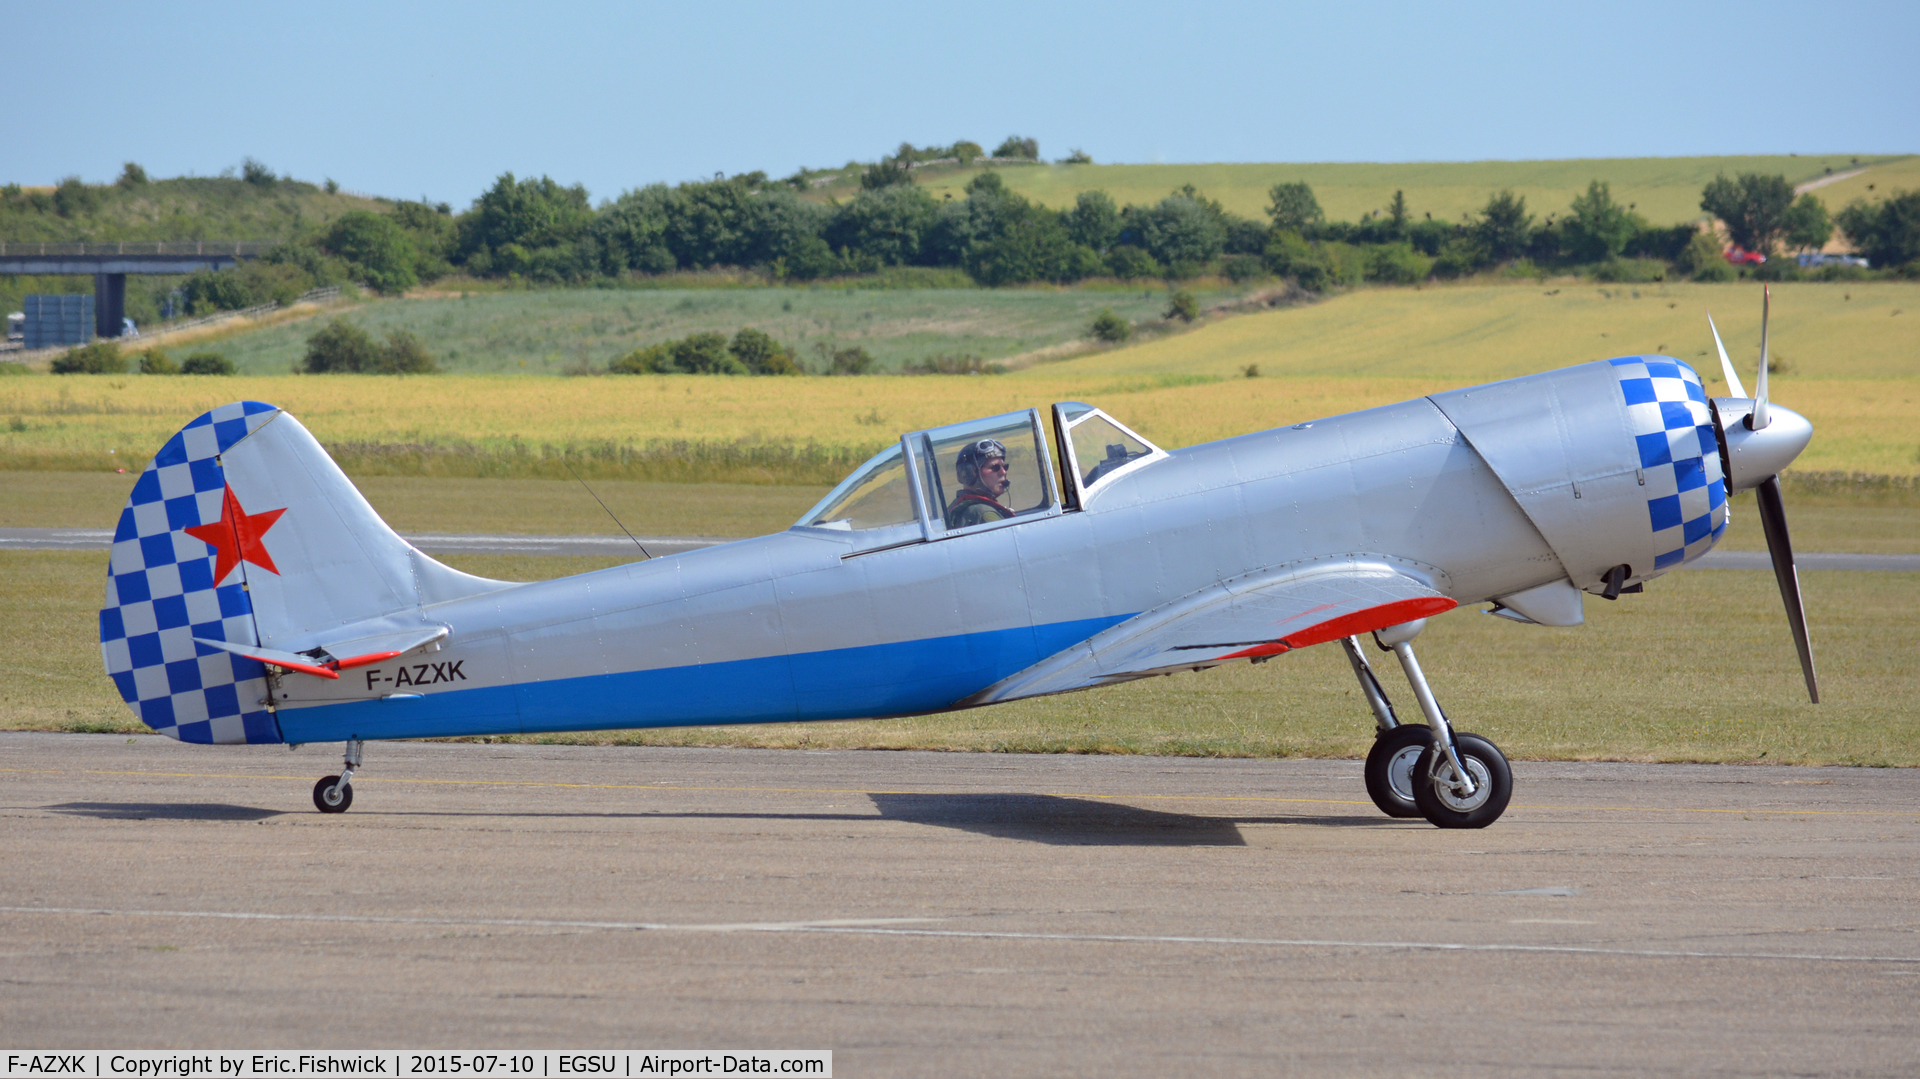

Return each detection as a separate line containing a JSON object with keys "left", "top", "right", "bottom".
{"left": 1797, "top": 252, "right": 1870, "bottom": 268}
{"left": 1724, "top": 246, "right": 1767, "bottom": 265}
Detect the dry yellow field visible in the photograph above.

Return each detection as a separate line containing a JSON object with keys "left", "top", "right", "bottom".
{"left": 3, "top": 281, "right": 1914, "bottom": 476}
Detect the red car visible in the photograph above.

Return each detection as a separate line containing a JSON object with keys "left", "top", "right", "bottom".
{"left": 1724, "top": 245, "right": 1767, "bottom": 265}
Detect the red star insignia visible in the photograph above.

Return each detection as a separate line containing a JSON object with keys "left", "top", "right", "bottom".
{"left": 184, "top": 484, "right": 285, "bottom": 584}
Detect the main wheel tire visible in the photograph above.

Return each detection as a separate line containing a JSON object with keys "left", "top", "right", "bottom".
{"left": 1411, "top": 733, "right": 1511, "bottom": 829}
{"left": 1364, "top": 725, "right": 1431, "bottom": 818}
{"left": 313, "top": 775, "right": 353, "bottom": 814}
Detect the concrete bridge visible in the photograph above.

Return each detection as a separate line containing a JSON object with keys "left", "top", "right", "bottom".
{"left": 0, "top": 241, "right": 271, "bottom": 340}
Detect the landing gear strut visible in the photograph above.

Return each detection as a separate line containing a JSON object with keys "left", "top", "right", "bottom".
{"left": 313, "top": 739, "right": 363, "bottom": 814}
{"left": 1342, "top": 624, "right": 1511, "bottom": 828}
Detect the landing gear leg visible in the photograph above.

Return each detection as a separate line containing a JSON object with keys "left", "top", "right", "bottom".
{"left": 1379, "top": 623, "right": 1511, "bottom": 829}
{"left": 1345, "top": 636, "right": 1428, "bottom": 818}
{"left": 313, "top": 739, "right": 363, "bottom": 814}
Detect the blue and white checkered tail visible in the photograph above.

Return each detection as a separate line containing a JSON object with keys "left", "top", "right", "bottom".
{"left": 1609, "top": 357, "right": 1729, "bottom": 573}
{"left": 101, "top": 402, "right": 284, "bottom": 744}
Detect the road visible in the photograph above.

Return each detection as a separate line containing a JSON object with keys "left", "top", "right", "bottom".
{"left": 3, "top": 732, "right": 1917, "bottom": 1075}
{"left": 4, "top": 527, "right": 1917, "bottom": 570}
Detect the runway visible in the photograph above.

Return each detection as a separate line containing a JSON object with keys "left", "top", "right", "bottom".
{"left": 3, "top": 733, "right": 1917, "bottom": 1075}
{"left": 4, "top": 527, "right": 1917, "bottom": 569}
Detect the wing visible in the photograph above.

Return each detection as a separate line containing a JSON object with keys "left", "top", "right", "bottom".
{"left": 966, "top": 559, "right": 1455, "bottom": 704}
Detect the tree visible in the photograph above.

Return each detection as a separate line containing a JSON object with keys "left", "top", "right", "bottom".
{"left": 860, "top": 158, "right": 914, "bottom": 190}
{"left": 1388, "top": 190, "right": 1408, "bottom": 233}
{"left": 1835, "top": 190, "right": 1920, "bottom": 268}
{"left": 1063, "top": 190, "right": 1121, "bottom": 251}
{"left": 1562, "top": 181, "right": 1640, "bottom": 262}
{"left": 1701, "top": 172, "right": 1795, "bottom": 256}
{"left": 1472, "top": 190, "right": 1534, "bottom": 262}
{"left": 319, "top": 211, "right": 420, "bottom": 294}
{"left": 1136, "top": 193, "right": 1227, "bottom": 272}
{"left": 730, "top": 328, "right": 801, "bottom": 375}
{"left": 827, "top": 185, "right": 941, "bottom": 267}
{"left": 303, "top": 319, "right": 381, "bottom": 373}
{"left": 51, "top": 341, "right": 124, "bottom": 374}
{"left": 1164, "top": 290, "right": 1199, "bottom": 323}
{"left": 1088, "top": 309, "right": 1131, "bottom": 342}
{"left": 1783, "top": 194, "right": 1833, "bottom": 253}
{"left": 670, "top": 332, "right": 744, "bottom": 374}
{"left": 241, "top": 157, "right": 276, "bottom": 188}
{"left": 180, "top": 352, "right": 236, "bottom": 375}
{"left": 992, "top": 136, "right": 1039, "bottom": 160}
{"left": 949, "top": 141, "right": 984, "bottom": 163}
{"left": 117, "top": 162, "right": 148, "bottom": 189}
{"left": 138, "top": 349, "right": 178, "bottom": 374}
{"left": 374, "top": 330, "right": 437, "bottom": 374}
{"left": 457, "top": 172, "right": 595, "bottom": 269}
{"left": 52, "top": 176, "right": 100, "bottom": 218}
{"left": 1266, "top": 182, "right": 1324, "bottom": 234}
{"left": 589, "top": 184, "right": 678, "bottom": 274}
{"left": 827, "top": 346, "right": 876, "bottom": 375}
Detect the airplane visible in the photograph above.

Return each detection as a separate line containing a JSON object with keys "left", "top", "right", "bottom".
{"left": 97, "top": 291, "right": 1817, "bottom": 828}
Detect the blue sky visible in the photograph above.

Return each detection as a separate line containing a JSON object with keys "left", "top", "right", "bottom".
{"left": 11, "top": 0, "right": 1916, "bottom": 207}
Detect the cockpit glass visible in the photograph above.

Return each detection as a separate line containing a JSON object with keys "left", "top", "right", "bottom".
{"left": 917, "top": 412, "right": 1052, "bottom": 532}
{"left": 798, "top": 444, "right": 916, "bottom": 530}
{"left": 1068, "top": 414, "right": 1155, "bottom": 488}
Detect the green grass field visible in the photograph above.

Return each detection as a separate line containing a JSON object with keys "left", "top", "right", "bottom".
{"left": 910, "top": 154, "right": 1918, "bottom": 225}
{"left": 168, "top": 283, "right": 1258, "bottom": 376}
{"left": 5, "top": 549, "right": 1912, "bottom": 765}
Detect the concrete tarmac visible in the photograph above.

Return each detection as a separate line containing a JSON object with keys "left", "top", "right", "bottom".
{"left": 3, "top": 732, "right": 1918, "bottom": 1077}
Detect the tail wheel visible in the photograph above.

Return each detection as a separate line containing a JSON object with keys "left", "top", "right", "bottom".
{"left": 1412, "top": 733, "right": 1511, "bottom": 829}
{"left": 313, "top": 775, "right": 353, "bottom": 814}
{"left": 1363, "top": 725, "right": 1431, "bottom": 818}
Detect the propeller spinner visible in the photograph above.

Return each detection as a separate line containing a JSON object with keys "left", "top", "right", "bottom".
{"left": 1707, "top": 287, "right": 1819, "bottom": 702}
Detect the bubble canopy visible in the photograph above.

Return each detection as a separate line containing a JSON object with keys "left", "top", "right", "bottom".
{"left": 795, "top": 404, "right": 1163, "bottom": 539}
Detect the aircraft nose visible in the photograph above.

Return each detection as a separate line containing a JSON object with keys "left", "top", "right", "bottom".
{"left": 1715, "top": 400, "right": 1813, "bottom": 493}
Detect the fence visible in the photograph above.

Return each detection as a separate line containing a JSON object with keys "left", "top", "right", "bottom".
{"left": 0, "top": 241, "right": 275, "bottom": 257}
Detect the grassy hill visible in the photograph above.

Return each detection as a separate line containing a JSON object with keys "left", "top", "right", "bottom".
{"left": 0, "top": 175, "right": 386, "bottom": 244}
{"left": 903, "top": 154, "right": 1917, "bottom": 225}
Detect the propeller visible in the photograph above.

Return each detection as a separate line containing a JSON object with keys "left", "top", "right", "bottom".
{"left": 1707, "top": 287, "right": 1818, "bottom": 703}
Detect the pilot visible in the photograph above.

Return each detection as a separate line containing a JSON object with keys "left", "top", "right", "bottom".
{"left": 946, "top": 438, "right": 1014, "bottom": 529}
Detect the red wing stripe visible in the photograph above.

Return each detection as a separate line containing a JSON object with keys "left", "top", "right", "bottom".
{"left": 331, "top": 651, "right": 403, "bottom": 671}
{"left": 1216, "top": 596, "right": 1457, "bottom": 661}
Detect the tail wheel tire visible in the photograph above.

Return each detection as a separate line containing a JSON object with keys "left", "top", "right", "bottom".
{"left": 313, "top": 775, "right": 353, "bottom": 814}
{"left": 1364, "top": 725, "right": 1431, "bottom": 818}
{"left": 1411, "top": 733, "right": 1512, "bottom": 829}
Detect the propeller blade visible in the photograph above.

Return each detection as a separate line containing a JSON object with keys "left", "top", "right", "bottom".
{"left": 1708, "top": 313, "right": 1747, "bottom": 398}
{"left": 1751, "top": 287, "right": 1772, "bottom": 430}
{"left": 1755, "top": 475, "right": 1819, "bottom": 703}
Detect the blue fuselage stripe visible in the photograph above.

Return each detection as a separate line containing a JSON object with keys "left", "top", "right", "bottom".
{"left": 273, "top": 614, "right": 1131, "bottom": 744}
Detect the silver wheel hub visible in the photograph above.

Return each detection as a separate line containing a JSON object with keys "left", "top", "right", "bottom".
{"left": 1386, "top": 745, "right": 1424, "bottom": 803}
{"left": 1431, "top": 755, "right": 1493, "bottom": 813}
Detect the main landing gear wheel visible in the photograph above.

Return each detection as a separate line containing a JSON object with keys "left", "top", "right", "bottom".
{"left": 313, "top": 775, "right": 353, "bottom": 813}
{"left": 1411, "top": 733, "right": 1511, "bottom": 829}
{"left": 1364, "top": 725, "right": 1431, "bottom": 818}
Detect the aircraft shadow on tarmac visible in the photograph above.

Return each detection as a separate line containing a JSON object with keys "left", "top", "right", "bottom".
{"left": 46, "top": 802, "right": 285, "bottom": 822}
{"left": 866, "top": 793, "right": 1391, "bottom": 845}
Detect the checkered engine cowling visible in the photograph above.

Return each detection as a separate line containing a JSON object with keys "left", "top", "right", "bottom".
{"left": 99, "top": 402, "right": 284, "bottom": 744}
{"left": 1609, "top": 358, "right": 1728, "bottom": 572}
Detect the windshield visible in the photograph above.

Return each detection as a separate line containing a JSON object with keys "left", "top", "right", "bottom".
{"left": 797, "top": 443, "right": 917, "bottom": 530}
{"left": 1068, "top": 413, "right": 1156, "bottom": 488}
